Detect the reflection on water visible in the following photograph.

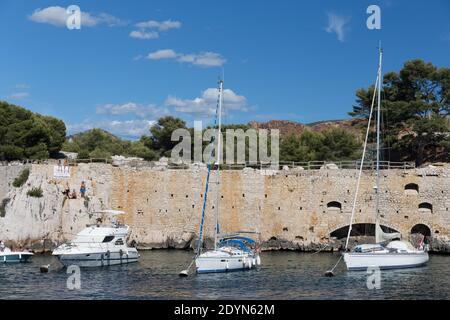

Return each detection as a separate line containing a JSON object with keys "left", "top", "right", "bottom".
{"left": 0, "top": 251, "right": 449, "bottom": 299}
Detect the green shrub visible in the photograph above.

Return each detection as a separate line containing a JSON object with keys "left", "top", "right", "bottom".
{"left": 27, "top": 186, "right": 43, "bottom": 198}
{"left": 12, "top": 168, "right": 30, "bottom": 188}
{"left": 0, "top": 198, "right": 10, "bottom": 217}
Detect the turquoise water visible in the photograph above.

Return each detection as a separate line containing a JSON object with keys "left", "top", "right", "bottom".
{"left": 1, "top": 251, "right": 449, "bottom": 299}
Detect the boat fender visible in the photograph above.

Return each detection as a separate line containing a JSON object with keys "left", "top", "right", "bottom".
{"left": 248, "top": 259, "right": 252, "bottom": 269}
{"left": 226, "top": 260, "right": 229, "bottom": 271}
{"left": 243, "top": 256, "right": 247, "bottom": 267}
{"left": 256, "top": 255, "right": 261, "bottom": 266}
{"left": 253, "top": 258, "right": 256, "bottom": 266}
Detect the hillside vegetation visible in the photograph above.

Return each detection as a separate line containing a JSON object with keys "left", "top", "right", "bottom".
{"left": 0, "top": 101, "right": 66, "bottom": 161}
{"left": 1, "top": 59, "right": 448, "bottom": 165}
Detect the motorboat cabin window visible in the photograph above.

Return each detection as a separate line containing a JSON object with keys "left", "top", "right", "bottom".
{"left": 102, "top": 236, "right": 115, "bottom": 243}
{"left": 115, "top": 238, "right": 124, "bottom": 245}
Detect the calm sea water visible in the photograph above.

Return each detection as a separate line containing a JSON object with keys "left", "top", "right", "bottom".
{"left": 1, "top": 251, "right": 449, "bottom": 300}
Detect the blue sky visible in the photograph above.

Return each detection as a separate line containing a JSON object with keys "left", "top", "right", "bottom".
{"left": 1, "top": 0, "right": 449, "bottom": 139}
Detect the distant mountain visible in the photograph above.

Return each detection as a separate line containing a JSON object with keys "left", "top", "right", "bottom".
{"left": 248, "top": 119, "right": 363, "bottom": 137}
{"left": 66, "top": 128, "right": 122, "bottom": 142}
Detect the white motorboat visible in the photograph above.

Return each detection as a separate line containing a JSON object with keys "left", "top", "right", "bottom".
{"left": 52, "top": 210, "right": 140, "bottom": 268}
{"left": 342, "top": 45, "right": 428, "bottom": 271}
{"left": 0, "top": 247, "right": 33, "bottom": 263}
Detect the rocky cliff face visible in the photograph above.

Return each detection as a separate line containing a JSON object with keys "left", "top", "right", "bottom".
{"left": 0, "top": 163, "right": 449, "bottom": 253}
{"left": 0, "top": 164, "right": 110, "bottom": 251}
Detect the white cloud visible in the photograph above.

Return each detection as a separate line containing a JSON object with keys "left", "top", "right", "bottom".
{"left": 28, "top": 6, "right": 125, "bottom": 27}
{"left": 96, "top": 102, "right": 169, "bottom": 118}
{"left": 147, "top": 49, "right": 178, "bottom": 60}
{"left": 165, "top": 88, "right": 247, "bottom": 116}
{"left": 96, "top": 13, "right": 126, "bottom": 27}
{"left": 178, "top": 52, "right": 226, "bottom": 67}
{"left": 146, "top": 49, "right": 226, "bottom": 67}
{"left": 135, "top": 19, "right": 181, "bottom": 31}
{"left": 129, "top": 30, "right": 159, "bottom": 40}
{"left": 8, "top": 92, "right": 30, "bottom": 99}
{"left": 67, "top": 119, "right": 155, "bottom": 139}
{"left": 130, "top": 19, "right": 181, "bottom": 40}
{"left": 325, "top": 12, "right": 350, "bottom": 42}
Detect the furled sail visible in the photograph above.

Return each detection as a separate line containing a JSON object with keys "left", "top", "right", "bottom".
{"left": 375, "top": 221, "right": 401, "bottom": 243}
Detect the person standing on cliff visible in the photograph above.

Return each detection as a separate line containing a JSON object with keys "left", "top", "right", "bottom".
{"left": 80, "top": 181, "right": 86, "bottom": 198}
{"left": 62, "top": 182, "right": 70, "bottom": 198}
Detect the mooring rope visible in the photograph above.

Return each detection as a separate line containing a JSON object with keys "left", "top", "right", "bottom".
{"left": 311, "top": 243, "right": 330, "bottom": 255}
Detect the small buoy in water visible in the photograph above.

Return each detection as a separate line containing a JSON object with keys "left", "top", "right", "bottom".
{"left": 324, "top": 270, "right": 334, "bottom": 277}
{"left": 179, "top": 270, "right": 189, "bottom": 277}
{"left": 40, "top": 264, "right": 50, "bottom": 273}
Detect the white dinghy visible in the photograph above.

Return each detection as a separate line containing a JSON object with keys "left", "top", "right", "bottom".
{"left": 0, "top": 245, "right": 33, "bottom": 263}
{"left": 343, "top": 45, "right": 428, "bottom": 271}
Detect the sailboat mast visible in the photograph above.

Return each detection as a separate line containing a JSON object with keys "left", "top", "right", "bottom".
{"left": 375, "top": 44, "right": 383, "bottom": 242}
{"left": 213, "top": 80, "right": 224, "bottom": 250}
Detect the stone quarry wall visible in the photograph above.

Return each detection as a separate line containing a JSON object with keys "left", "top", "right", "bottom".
{"left": 0, "top": 164, "right": 31, "bottom": 201}
{"left": 0, "top": 163, "right": 449, "bottom": 252}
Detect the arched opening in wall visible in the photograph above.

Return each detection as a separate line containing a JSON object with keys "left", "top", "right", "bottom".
{"left": 327, "top": 201, "right": 342, "bottom": 213}
{"left": 410, "top": 224, "right": 432, "bottom": 248}
{"left": 404, "top": 183, "right": 419, "bottom": 195}
{"left": 411, "top": 224, "right": 431, "bottom": 237}
{"left": 330, "top": 223, "right": 400, "bottom": 240}
{"left": 418, "top": 202, "right": 433, "bottom": 214}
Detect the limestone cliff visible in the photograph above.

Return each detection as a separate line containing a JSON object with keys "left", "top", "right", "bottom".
{"left": 0, "top": 163, "right": 449, "bottom": 253}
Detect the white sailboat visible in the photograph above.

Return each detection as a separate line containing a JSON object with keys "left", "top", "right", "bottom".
{"left": 181, "top": 80, "right": 261, "bottom": 275}
{"left": 52, "top": 210, "right": 140, "bottom": 268}
{"left": 343, "top": 45, "right": 429, "bottom": 271}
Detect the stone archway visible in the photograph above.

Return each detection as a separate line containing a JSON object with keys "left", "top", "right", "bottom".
{"left": 418, "top": 202, "right": 433, "bottom": 214}
{"left": 410, "top": 223, "right": 432, "bottom": 248}
{"left": 404, "top": 183, "right": 419, "bottom": 195}
{"left": 411, "top": 223, "right": 431, "bottom": 237}
{"left": 330, "top": 223, "right": 400, "bottom": 240}
{"left": 326, "top": 201, "right": 342, "bottom": 213}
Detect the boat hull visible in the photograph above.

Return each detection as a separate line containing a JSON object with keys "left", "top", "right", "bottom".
{"left": 1, "top": 252, "right": 33, "bottom": 263}
{"left": 196, "top": 253, "right": 259, "bottom": 274}
{"left": 55, "top": 250, "right": 139, "bottom": 268}
{"left": 344, "top": 251, "right": 429, "bottom": 271}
